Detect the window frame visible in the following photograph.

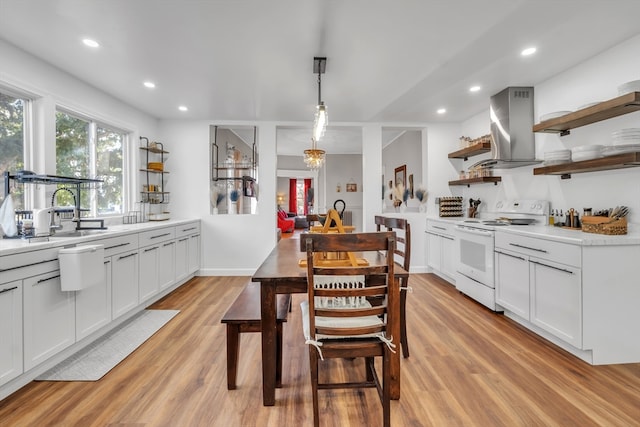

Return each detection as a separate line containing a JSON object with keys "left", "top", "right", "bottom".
{"left": 55, "top": 106, "right": 130, "bottom": 218}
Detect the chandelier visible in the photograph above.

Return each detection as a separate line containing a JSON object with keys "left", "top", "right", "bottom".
{"left": 304, "top": 138, "right": 325, "bottom": 170}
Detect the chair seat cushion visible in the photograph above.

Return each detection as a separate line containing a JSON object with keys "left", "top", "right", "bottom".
{"left": 300, "top": 301, "right": 383, "bottom": 341}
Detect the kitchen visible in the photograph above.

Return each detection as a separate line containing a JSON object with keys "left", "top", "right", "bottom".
{"left": 2, "top": 1, "right": 640, "bottom": 424}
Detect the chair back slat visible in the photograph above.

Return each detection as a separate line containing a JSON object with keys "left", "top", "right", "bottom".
{"left": 373, "top": 215, "right": 411, "bottom": 272}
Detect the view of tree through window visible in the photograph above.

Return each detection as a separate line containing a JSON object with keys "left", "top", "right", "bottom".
{"left": 56, "top": 111, "right": 124, "bottom": 215}
{"left": 0, "top": 91, "right": 25, "bottom": 210}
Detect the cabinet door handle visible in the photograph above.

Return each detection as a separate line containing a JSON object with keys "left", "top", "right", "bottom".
{"left": 118, "top": 253, "right": 137, "bottom": 260}
{"left": 509, "top": 243, "right": 548, "bottom": 253}
{"left": 105, "top": 242, "right": 129, "bottom": 251}
{"left": 37, "top": 274, "right": 61, "bottom": 284}
{"left": 163, "top": 241, "right": 175, "bottom": 247}
{"left": 495, "top": 250, "right": 526, "bottom": 261}
{"left": 0, "top": 258, "right": 58, "bottom": 273}
{"left": 150, "top": 232, "right": 171, "bottom": 239}
{"left": 144, "top": 246, "right": 159, "bottom": 252}
{"left": 442, "top": 235, "right": 454, "bottom": 241}
{"left": 104, "top": 260, "right": 111, "bottom": 265}
{"left": 190, "top": 234, "right": 199, "bottom": 239}
{"left": 178, "top": 238, "right": 188, "bottom": 242}
{"left": 529, "top": 260, "right": 574, "bottom": 275}
{"left": 0, "top": 286, "right": 18, "bottom": 294}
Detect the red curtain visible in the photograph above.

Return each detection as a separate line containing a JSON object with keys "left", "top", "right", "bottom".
{"left": 289, "top": 178, "right": 297, "bottom": 214}
{"left": 303, "top": 179, "right": 312, "bottom": 215}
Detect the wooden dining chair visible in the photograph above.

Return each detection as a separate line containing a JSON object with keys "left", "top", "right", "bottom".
{"left": 375, "top": 215, "right": 411, "bottom": 358}
{"left": 300, "top": 231, "right": 398, "bottom": 427}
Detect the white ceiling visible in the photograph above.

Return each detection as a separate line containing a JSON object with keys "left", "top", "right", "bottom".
{"left": 1, "top": 0, "right": 640, "bottom": 154}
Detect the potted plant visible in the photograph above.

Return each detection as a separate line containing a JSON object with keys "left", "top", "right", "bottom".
{"left": 415, "top": 185, "right": 428, "bottom": 212}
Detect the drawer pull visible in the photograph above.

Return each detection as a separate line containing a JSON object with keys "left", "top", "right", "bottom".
{"left": 495, "top": 250, "right": 526, "bottom": 261}
{"left": 37, "top": 274, "right": 60, "bottom": 284}
{"left": 432, "top": 225, "right": 447, "bottom": 231}
{"left": 104, "top": 260, "right": 111, "bottom": 265}
{"left": 163, "top": 241, "right": 175, "bottom": 247}
{"left": 0, "top": 258, "right": 58, "bottom": 273}
{"left": 509, "top": 243, "right": 548, "bottom": 253}
{"left": 150, "top": 233, "right": 171, "bottom": 239}
{"left": 178, "top": 238, "right": 188, "bottom": 242}
{"left": 530, "top": 260, "right": 574, "bottom": 274}
{"left": 0, "top": 286, "right": 18, "bottom": 294}
{"left": 118, "top": 253, "right": 137, "bottom": 260}
{"left": 182, "top": 227, "right": 197, "bottom": 232}
{"left": 144, "top": 246, "right": 159, "bottom": 252}
{"left": 105, "top": 242, "right": 129, "bottom": 251}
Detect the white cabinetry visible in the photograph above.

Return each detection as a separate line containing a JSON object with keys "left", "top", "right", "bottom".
{"left": 23, "top": 269, "right": 75, "bottom": 371}
{"left": 426, "top": 219, "right": 456, "bottom": 282}
{"left": 111, "top": 249, "right": 139, "bottom": 319}
{"left": 158, "top": 240, "right": 176, "bottom": 291}
{"left": 495, "top": 232, "right": 582, "bottom": 348}
{"left": 0, "top": 280, "right": 22, "bottom": 386}
{"left": 175, "top": 222, "right": 201, "bottom": 281}
{"left": 138, "top": 227, "right": 175, "bottom": 302}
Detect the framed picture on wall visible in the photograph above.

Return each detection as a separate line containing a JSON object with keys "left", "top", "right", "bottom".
{"left": 346, "top": 183, "right": 357, "bottom": 192}
{"left": 394, "top": 165, "right": 406, "bottom": 188}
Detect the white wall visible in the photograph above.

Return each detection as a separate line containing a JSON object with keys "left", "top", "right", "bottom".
{"left": 457, "top": 34, "right": 640, "bottom": 225}
{"left": 382, "top": 130, "right": 423, "bottom": 211}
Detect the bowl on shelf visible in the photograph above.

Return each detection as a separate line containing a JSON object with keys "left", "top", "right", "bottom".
{"left": 617, "top": 80, "right": 640, "bottom": 96}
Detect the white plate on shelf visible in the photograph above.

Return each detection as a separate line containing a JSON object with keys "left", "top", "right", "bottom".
{"left": 602, "top": 144, "right": 640, "bottom": 156}
{"left": 617, "top": 80, "right": 640, "bottom": 95}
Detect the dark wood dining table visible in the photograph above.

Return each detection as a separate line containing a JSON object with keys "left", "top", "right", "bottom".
{"left": 252, "top": 235, "right": 408, "bottom": 406}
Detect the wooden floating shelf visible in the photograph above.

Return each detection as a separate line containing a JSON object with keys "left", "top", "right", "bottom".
{"left": 448, "top": 142, "right": 491, "bottom": 160}
{"left": 533, "top": 92, "right": 640, "bottom": 135}
{"left": 448, "top": 176, "right": 502, "bottom": 187}
{"left": 533, "top": 152, "right": 640, "bottom": 178}
{"left": 139, "top": 146, "right": 169, "bottom": 154}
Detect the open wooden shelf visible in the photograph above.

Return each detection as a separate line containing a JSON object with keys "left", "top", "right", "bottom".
{"left": 448, "top": 176, "right": 502, "bottom": 187}
{"left": 448, "top": 142, "right": 491, "bottom": 160}
{"left": 533, "top": 92, "right": 640, "bottom": 135}
{"left": 533, "top": 151, "right": 640, "bottom": 178}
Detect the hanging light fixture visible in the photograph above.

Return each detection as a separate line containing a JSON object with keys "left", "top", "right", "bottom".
{"left": 304, "top": 57, "right": 327, "bottom": 169}
{"left": 304, "top": 137, "right": 326, "bottom": 170}
{"left": 312, "top": 57, "right": 327, "bottom": 141}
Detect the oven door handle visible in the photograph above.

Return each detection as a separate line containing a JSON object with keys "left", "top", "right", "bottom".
{"left": 454, "top": 225, "right": 493, "bottom": 237}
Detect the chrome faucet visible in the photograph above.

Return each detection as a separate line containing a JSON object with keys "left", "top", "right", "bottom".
{"left": 50, "top": 187, "right": 78, "bottom": 233}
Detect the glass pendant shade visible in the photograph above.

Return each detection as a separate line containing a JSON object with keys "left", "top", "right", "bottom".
{"left": 313, "top": 103, "right": 327, "bottom": 142}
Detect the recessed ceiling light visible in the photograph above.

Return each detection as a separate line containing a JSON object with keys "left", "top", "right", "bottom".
{"left": 143, "top": 81, "right": 156, "bottom": 89}
{"left": 469, "top": 85, "right": 481, "bottom": 93}
{"left": 437, "top": 108, "right": 447, "bottom": 114}
{"left": 178, "top": 105, "right": 188, "bottom": 112}
{"left": 82, "top": 38, "right": 100, "bottom": 48}
{"left": 521, "top": 47, "right": 537, "bottom": 56}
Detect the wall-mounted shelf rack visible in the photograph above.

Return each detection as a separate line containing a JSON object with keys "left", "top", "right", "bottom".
{"left": 533, "top": 151, "right": 640, "bottom": 179}
{"left": 140, "top": 137, "right": 169, "bottom": 204}
{"left": 448, "top": 176, "right": 502, "bottom": 187}
{"left": 533, "top": 92, "right": 640, "bottom": 136}
{"left": 448, "top": 142, "right": 491, "bottom": 160}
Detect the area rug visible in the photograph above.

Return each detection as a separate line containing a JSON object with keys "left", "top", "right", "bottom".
{"left": 36, "top": 309, "right": 180, "bottom": 381}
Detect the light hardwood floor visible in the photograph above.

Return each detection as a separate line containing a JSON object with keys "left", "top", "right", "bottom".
{"left": 1, "top": 274, "right": 639, "bottom": 426}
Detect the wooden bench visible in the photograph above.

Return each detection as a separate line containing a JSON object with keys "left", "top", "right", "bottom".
{"left": 221, "top": 282, "right": 291, "bottom": 390}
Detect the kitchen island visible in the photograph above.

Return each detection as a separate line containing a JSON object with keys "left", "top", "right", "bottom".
{"left": 0, "top": 218, "right": 200, "bottom": 400}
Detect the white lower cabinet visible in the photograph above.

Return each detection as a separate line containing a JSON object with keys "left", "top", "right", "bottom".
{"left": 426, "top": 219, "right": 456, "bottom": 282}
{"left": 75, "top": 258, "right": 112, "bottom": 341}
{"left": 111, "top": 249, "right": 139, "bottom": 319}
{"left": 23, "top": 270, "right": 75, "bottom": 371}
{"left": 139, "top": 245, "right": 160, "bottom": 302}
{"left": 495, "top": 232, "right": 582, "bottom": 349}
{"left": 174, "top": 236, "right": 189, "bottom": 283}
{"left": 530, "top": 259, "right": 582, "bottom": 348}
{"left": 0, "top": 281, "right": 23, "bottom": 386}
{"left": 159, "top": 240, "right": 176, "bottom": 290}
{"left": 187, "top": 233, "right": 200, "bottom": 274}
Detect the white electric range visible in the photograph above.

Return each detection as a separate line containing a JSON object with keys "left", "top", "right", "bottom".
{"left": 453, "top": 200, "right": 549, "bottom": 310}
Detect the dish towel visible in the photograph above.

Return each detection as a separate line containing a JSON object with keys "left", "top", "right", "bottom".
{"left": 0, "top": 194, "right": 18, "bottom": 237}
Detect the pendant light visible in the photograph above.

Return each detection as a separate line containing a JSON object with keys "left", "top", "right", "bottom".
{"left": 305, "top": 57, "right": 327, "bottom": 169}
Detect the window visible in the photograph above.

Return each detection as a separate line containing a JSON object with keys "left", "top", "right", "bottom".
{"left": 0, "top": 90, "right": 27, "bottom": 210}
{"left": 56, "top": 110, "right": 125, "bottom": 216}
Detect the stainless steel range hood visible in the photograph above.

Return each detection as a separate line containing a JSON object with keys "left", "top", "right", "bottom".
{"left": 472, "top": 87, "right": 541, "bottom": 169}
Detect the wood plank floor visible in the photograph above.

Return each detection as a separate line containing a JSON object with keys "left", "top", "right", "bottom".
{"left": 1, "top": 274, "right": 639, "bottom": 426}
